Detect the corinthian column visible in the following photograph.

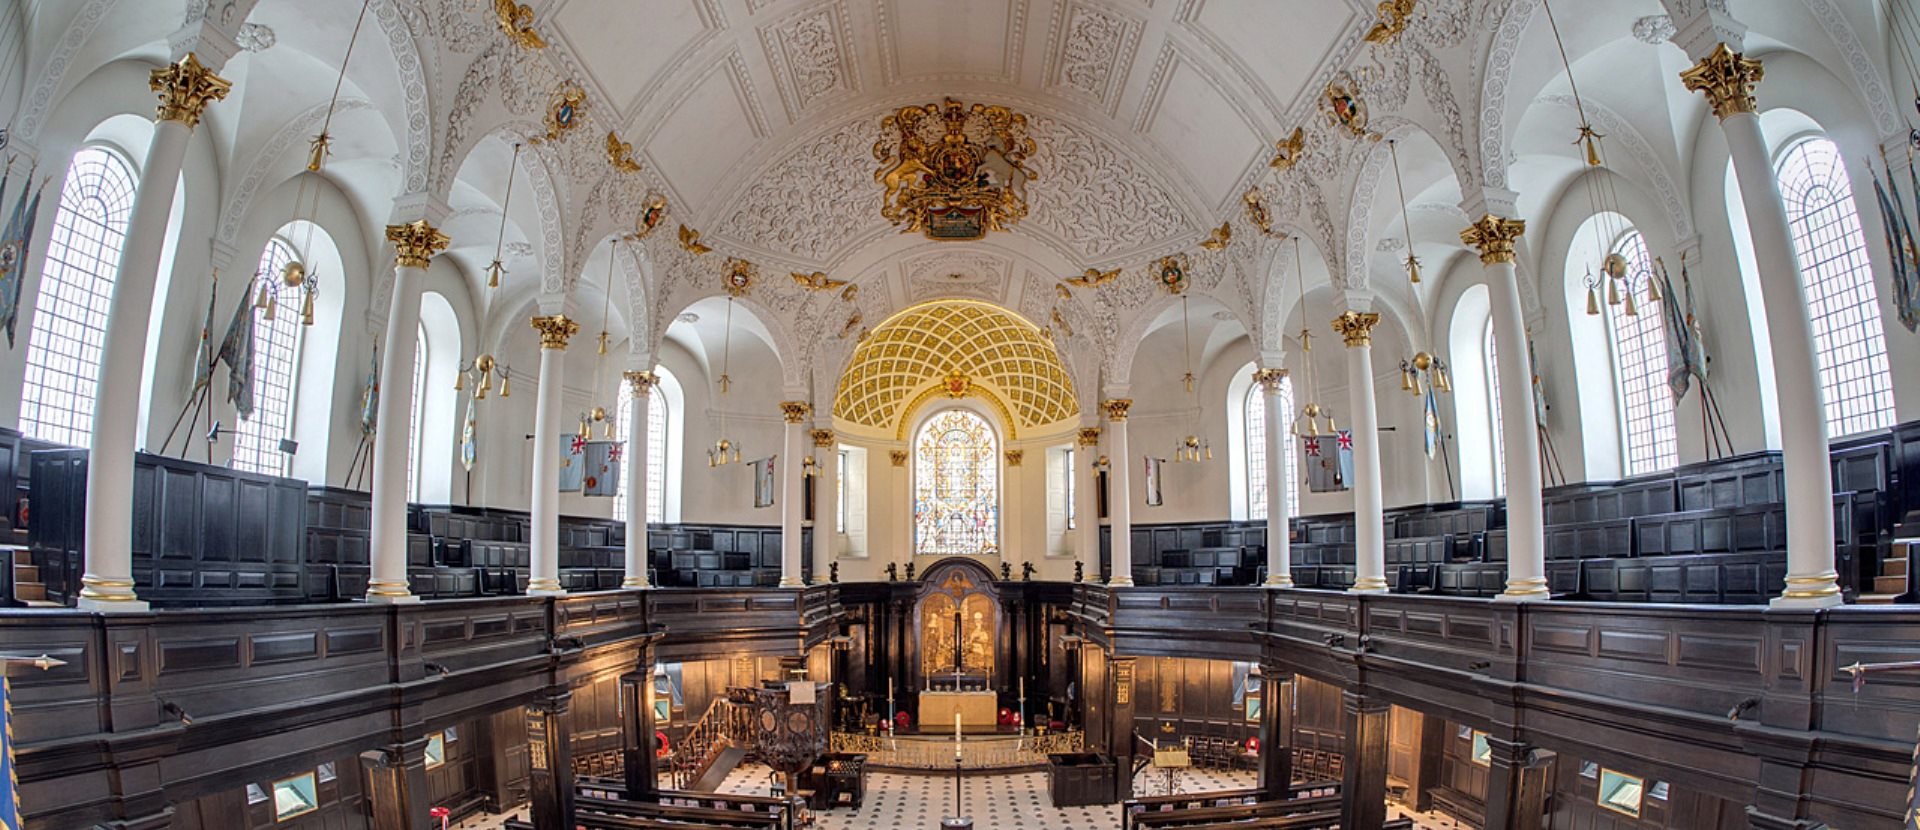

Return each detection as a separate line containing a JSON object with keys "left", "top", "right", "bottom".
{"left": 1461, "top": 215, "right": 1548, "bottom": 600}
{"left": 1680, "top": 44, "right": 1840, "bottom": 607}
{"left": 364, "top": 220, "right": 450, "bottom": 603}
{"left": 621, "top": 370, "right": 657, "bottom": 588}
{"left": 779, "top": 402, "right": 811, "bottom": 587}
{"left": 1254, "top": 368, "right": 1293, "bottom": 587}
{"left": 528, "top": 315, "right": 580, "bottom": 597}
{"left": 1333, "top": 311, "right": 1386, "bottom": 594}
{"left": 78, "top": 54, "right": 231, "bottom": 612}
{"left": 1102, "top": 398, "right": 1134, "bottom": 586}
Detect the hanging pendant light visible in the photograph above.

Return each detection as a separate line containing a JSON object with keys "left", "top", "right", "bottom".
{"left": 487, "top": 142, "right": 523, "bottom": 290}
{"left": 711, "top": 297, "right": 740, "bottom": 467}
{"left": 1387, "top": 138, "right": 1421, "bottom": 284}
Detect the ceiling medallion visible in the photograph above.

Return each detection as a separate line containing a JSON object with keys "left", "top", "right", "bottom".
{"left": 873, "top": 97, "right": 1037, "bottom": 241}
{"left": 1323, "top": 72, "right": 1381, "bottom": 142}
{"left": 723, "top": 258, "right": 756, "bottom": 297}
{"left": 1155, "top": 255, "right": 1191, "bottom": 295}
{"left": 534, "top": 84, "right": 586, "bottom": 143}
{"left": 941, "top": 372, "right": 972, "bottom": 398}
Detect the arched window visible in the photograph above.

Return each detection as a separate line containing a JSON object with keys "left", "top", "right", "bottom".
{"left": 1244, "top": 378, "right": 1299, "bottom": 520}
{"left": 230, "top": 238, "right": 303, "bottom": 475}
{"left": 912, "top": 408, "right": 999, "bottom": 556}
{"left": 1484, "top": 321, "right": 1505, "bottom": 495}
{"left": 406, "top": 326, "right": 426, "bottom": 501}
{"left": 1606, "top": 230, "right": 1678, "bottom": 475}
{"left": 613, "top": 388, "right": 669, "bottom": 524}
{"left": 20, "top": 147, "right": 137, "bottom": 445}
{"left": 1776, "top": 136, "right": 1895, "bottom": 437}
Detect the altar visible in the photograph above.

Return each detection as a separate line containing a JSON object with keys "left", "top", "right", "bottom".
{"left": 919, "top": 691, "right": 998, "bottom": 732}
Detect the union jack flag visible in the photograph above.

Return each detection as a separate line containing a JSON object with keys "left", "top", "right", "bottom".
{"left": 570, "top": 434, "right": 587, "bottom": 454}
{"left": 1336, "top": 430, "right": 1353, "bottom": 450}
{"left": 608, "top": 444, "right": 623, "bottom": 463}
{"left": 1303, "top": 437, "right": 1322, "bottom": 456}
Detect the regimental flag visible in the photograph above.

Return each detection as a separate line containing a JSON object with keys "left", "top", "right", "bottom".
{"left": 0, "top": 673, "right": 17, "bottom": 830}
{"left": 358, "top": 350, "right": 379, "bottom": 436}
{"left": 191, "top": 275, "right": 218, "bottom": 393}
{"left": 1889, "top": 153, "right": 1920, "bottom": 328}
{"left": 1656, "top": 258, "right": 1709, "bottom": 401}
{"left": 459, "top": 393, "right": 478, "bottom": 472}
{"left": 1527, "top": 335, "right": 1549, "bottom": 427}
{"left": 1875, "top": 157, "right": 1920, "bottom": 332}
{"left": 214, "top": 288, "right": 255, "bottom": 419}
{"left": 1301, "top": 431, "right": 1354, "bottom": 493}
{"left": 1422, "top": 383, "right": 1441, "bottom": 460}
{"left": 558, "top": 434, "right": 587, "bottom": 492}
{"left": 0, "top": 168, "right": 42, "bottom": 349}
{"left": 582, "top": 440, "right": 621, "bottom": 497}
{"left": 0, "top": 169, "right": 41, "bottom": 349}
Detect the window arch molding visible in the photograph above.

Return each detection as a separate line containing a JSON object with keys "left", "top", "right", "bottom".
{"left": 1225, "top": 360, "right": 1298, "bottom": 521}
{"left": 616, "top": 365, "right": 684, "bottom": 524}
{"left": 1445, "top": 284, "right": 1500, "bottom": 499}
{"left": 907, "top": 401, "right": 1004, "bottom": 558}
{"left": 411, "top": 291, "right": 461, "bottom": 503}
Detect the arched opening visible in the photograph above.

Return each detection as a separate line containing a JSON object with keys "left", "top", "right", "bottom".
{"left": 616, "top": 365, "right": 683, "bottom": 524}
{"left": 1447, "top": 284, "right": 1499, "bottom": 499}
{"left": 411, "top": 291, "right": 460, "bottom": 503}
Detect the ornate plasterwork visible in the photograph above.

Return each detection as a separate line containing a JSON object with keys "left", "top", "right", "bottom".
{"left": 714, "top": 119, "right": 881, "bottom": 261}
{"left": 1024, "top": 115, "right": 1193, "bottom": 261}
{"left": 1632, "top": 15, "right": 1676, "bottom": 45}
{"left": 216, "top": 98, "right": 375, "bottom": 247}
{"left": 833, "top": 300, "right": 1077, "bottom": 432}
{"left": 1801, "top": 0, "right": 1901, "bottom": 140}
{"left": 1044, "top": 0, "right": 1142, "bottom": 115}
{"left": 371, "top": 0, "right": 433, "bottom": 196}
{"left": 759, "top": 2, "right": 859, "bottom": 119}
{"left": 1538, "top": 94, "right": 1694, "bottom": 243}
{"left": 18, "top": 0, "right": 115, "bottom": 141}
{"left": 1475, "top": 0, "right": 1529, "bottom": 190}
{"left": 901, "top": 250, "right": 1011, "bottom": 303}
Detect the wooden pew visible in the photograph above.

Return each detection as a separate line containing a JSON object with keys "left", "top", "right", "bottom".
{"left": 506, "top": 796, "right": 783, "bottom": 830}
{"left": 1122, "top": 780, "right": 1341, "bottom": 830}
{"left": 1133, "top": 794, "right": 1340, "bottom": 829}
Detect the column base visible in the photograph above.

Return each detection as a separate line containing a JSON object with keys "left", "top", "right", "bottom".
{"left": 1348, "top": 577, "right": 1388, "bottom": 594}
{"left": 1772, "top": 573, "right": 1842, "bottom": 609}
{"left": 1496, "top": 578, "right": 1550, "bottom": 602}
{"left": 1769, "top": 592, "right": 1843, "bottom": 609}
{"left": 1264, "top": 575, "right": 1294, "bottom": 588}
{"left": 527, "top": 587, "right": 569, "bottom": 597}
{"left": 77, "top": 596, "right": 149, "bottom": 613}
{"left": 364, "top": 592, "right": 421, "bottom": 605}
{"left": 1107, "top": 576, "right": 1134, "bottom": 587}
{"left": 779, "top": 576, "right": 806, "bottom": 588}
{"left": 620, "top": 577, "right": 651, "bottom": 589}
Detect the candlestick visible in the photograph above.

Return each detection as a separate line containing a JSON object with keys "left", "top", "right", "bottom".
{"left": 955, "top": 712, "right": 962, "bottom": 740}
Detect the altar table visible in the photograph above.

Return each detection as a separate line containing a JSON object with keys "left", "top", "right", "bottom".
{"left": 918, "top": 691, "right": 998, "bottom": 732}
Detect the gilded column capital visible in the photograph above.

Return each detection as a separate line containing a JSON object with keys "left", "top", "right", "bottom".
{"left": 1679, "top": 43, "right": 1763, "bottom": 120}
{"left": 623, "top": 370, "right": 658, "bottom": 397}
{"left": 811, "top": 428, "right": 836, "bottom": 448}
{"left": 780, "top": 401, "right": 813, "bottom": 424}
{"left": 889, "top": 450, "right": 909, "bottom": 467}
{"left": 1004, "top": 449, "right": 1024, "bottom": 467}
{"left": 386, "top": 220, "right": 450, "bottom": 269}
{"left": 1076, "top": 427, "right": 1102, "bottom": 448}
{"left": 150, "top": 53, "right": 231, "bottom": 128}
{"left": 530, "top": 314, "right": 580, "bottom": 350}
{"left": 1252, "top": 367, "right": 1289, "bottom": 393}
{"left": 1100, "top": 399, "right": 1132, "bottom": 422}
{"left": 1460, "top": 215, "right": 1527, "bottom": 265}
{"left": 1332, "top": 311, "right": 1381, "bottom": 348}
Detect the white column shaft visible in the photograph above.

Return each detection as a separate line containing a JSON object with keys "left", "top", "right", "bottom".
{"left": 364, "top": 263, "right": 428, "bottom": 603}
{"left": 1487, "top": 260, "right": 1547, "bottom": 599}
{"left": 1263, "top": 383, "right": 1292, "bottom": 587}
{"left": 1107, "top": 420, "right": 1133, "bottom": 586}
{"left": 77, "top": 120, "right": 193, "bottom": 611}
{"left": 528, "top": 347, "right": 566, "bottom": 596}
{"left": 815, "top": 439, "right": 837, "bottom": 583}
{"left": 780, "top": 420, "right": 805, "bottom": 587}
{"left": 1347, "top": 344, "right": 1386, "bottom": 593}
{"left": 1075, "top": 440, "right": 1098, "bottom": 580}
{"left": 1721, "top": 112, "right": 1840, "bottom": 606}
{"left": 622, "top": 391, "right": 651, "bottom": 588}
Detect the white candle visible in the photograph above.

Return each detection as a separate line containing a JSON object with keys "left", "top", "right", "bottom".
{"left": 955, "top": 712, "right": 962, "bottom": 739}
{"left": 1019, "top": 676, "right": 1024, "bottom": 698}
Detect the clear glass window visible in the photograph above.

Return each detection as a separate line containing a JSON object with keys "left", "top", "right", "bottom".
{"left": 1605, "top": 230, "right": 1678, "bottom": 475}
{"left": 230, "top": 238, "right": 303, "bottom": 476}
{"left": 1245, "top": 377, "right": 1299, "bottom": 520}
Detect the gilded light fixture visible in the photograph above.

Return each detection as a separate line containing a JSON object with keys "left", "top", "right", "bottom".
{"left": 1288, "top": 239, "right": 1336, "bottom": 436}
{"left": 582, "top": 240, "right": 621, "bottom": 439}
{"left": 1400, "top": 351, "right": 1451, "bottom": 396}
{"left": 710, "top": 295, "right": 742, "bottom": 467}
{"left": 455, "top": 353, "right": 511, "bottom": 399}
{"left": 1170, "top": 294, "right": 1211, "bottom": 464}
{"left": 483, "top": 142, "right": 522, "bottom": 290}
{"left": 873, "top": 97, "right": 1036, "bottom": 241}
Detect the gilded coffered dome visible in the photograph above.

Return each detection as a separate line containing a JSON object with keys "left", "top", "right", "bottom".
{"left": 833, "top": 300, "right": 1077, "bottom": 438}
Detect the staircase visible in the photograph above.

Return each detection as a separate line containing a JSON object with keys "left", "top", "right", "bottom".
{"left": 672, "top": 694, "right": 752, "bottom": 791}
{"left": 1859, "top": 540, "right": 1916, "bottom": 604}
{"left": 5, "top": 520, "right": 51, "bottom": 606}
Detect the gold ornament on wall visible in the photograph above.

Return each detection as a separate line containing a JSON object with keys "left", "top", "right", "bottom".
{"left": 1323, "top": 72, "right": 1380, "bottom": 142}
{"left": 791, "top": 271, "right": 847, "bottom": 292}
{"left": 838, "top": 311, "right": 863, "bottom": 339}
{"left": 1050, "top": 308, "right": 1074, "bottom": 338}
{"left": 1679, "top": 43, "right": 1764, "bottom": 120}
{"left": 678, "top": 224, "right": 712, "bottom": 255}
{"left": 150, "top": 53, "right": 231, "bottom": 128}
{"left": 1243, "top": 188, "right": 1280, "bottom": 238}
{"left": 606, "top": 130, "right": 642, "bottom": 173}
{"left": 1363, "top": 0, "right": 1416, "bottom": 44}
{"left": 530, "top": 314, "right": 580, "bottom": 350}
{"left": 723, "top": 258, "right": 756, "bottom": 297}
{"left": 535, "top": 84, "right": 586, "bottom": 143}
{"left": 1154, "top": 255, "right": 1190, "bottom": 295}
{"left": 1332, "top": 311, "right": 1381, "bottom": 348}
{"left": 873, "top": 97, "right": 1036, "bottom": 241}
{"left": 1198, "top": 223, "right": 1232, "bottom": 251}
{"left": 1063, "top": 267, "right": 1119, "bottom": 289}
{"left": 1268, "top": 127, "right": 1306, "bottom": 171}
{"left": 635, "top": 194, "right": 668, "bottom": 239}
{"left": 494, "top": 0, "right": 547, "bottom": 49}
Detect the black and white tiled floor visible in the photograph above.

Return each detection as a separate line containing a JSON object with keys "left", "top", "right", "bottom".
{"left": 451, "top": 763, "right": 1463, "bottom": 830}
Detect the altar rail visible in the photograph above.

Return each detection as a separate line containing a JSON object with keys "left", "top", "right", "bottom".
{"left": 829, "top": 730, "right": 1083, "bottom": 770}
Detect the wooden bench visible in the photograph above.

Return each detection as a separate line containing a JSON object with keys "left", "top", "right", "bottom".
{"left": 1133, "top": 794, "right": 1341, "bottom": 828}
{"left": 505, "top": 797, "right": 784, "bottom": 830}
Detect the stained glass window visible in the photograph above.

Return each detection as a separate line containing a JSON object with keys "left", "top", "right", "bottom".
{"left": 913, "top": 409, "right": 999, "bottom": 556}
{"left": 1606, "top": 230, "right": 1678, "bottom": 476}
{"left": 1776, "top": 136, "right": 1894, "bottom": 437}
{"left": 1245, "top": 378, "right": 1298, "bottom": 521}
{"left": 21, "top": 147, "right": 138, "bottom": 446}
